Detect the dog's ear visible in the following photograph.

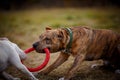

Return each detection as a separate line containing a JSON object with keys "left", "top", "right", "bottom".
{"left": 58, "top": 31, "right": 64, "bottom": 40}
{"left": 46, "top": 27, "right": 52, "bottom": 31}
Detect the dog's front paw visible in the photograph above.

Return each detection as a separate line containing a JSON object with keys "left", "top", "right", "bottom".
{"left": 115, "top": 69, "right": 120, "bottom": 74}
{"left": 91, "top": 64, "right": 99, "bottom": 69}
{"left": 59, "top": 77, "right": 64, "bottom": 80}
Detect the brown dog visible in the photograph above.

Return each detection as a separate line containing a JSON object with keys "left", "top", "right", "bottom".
{"left": 33, "top": 27, "right": 120, "bottom": 80}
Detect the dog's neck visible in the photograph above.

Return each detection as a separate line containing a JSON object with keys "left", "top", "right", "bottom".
{"left": 62, "top": 28, "right": 73, "bottom": 54}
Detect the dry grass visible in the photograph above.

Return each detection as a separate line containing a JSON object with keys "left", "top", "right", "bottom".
{"left": 0, "top": 8, "right": 120, "bottom": 80}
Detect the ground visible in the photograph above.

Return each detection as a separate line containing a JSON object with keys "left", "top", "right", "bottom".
{"left": 0, "top": 8, "right": 120, "bottom": 80}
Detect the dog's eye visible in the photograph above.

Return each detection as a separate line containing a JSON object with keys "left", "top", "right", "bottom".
{"left": 45, "top": 38, "right": 51, "bottom": 44}
{"left": 58, "top": 35, "right": 62, "bottom": 38}
{"left": 57, "top": 35, "right": 63, "bottom": 40}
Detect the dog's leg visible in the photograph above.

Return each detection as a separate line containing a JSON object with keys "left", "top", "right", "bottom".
{"left": 40, "top": 52, "right": 70, "bottom": 75}
{"left": 91, "top": 60, "right": 107, "bottom": 69}
{"left": 1, "top": 71, "right": 20, "bottom": 80}
{"left": 9, "top": 54, "right": 38, "bottom": 80}
{"left": 59, "top": 54, "right": 85, "bottom": 80}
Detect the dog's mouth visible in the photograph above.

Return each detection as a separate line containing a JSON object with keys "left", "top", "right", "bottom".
{"left": 33, "top": 42, "right": 51, "bottom": 53}
{"left": 35, "top": 47, "right": 45, "bottom": 53}
{"left": 35, "top": 47, "right": 51, "bottom": 53}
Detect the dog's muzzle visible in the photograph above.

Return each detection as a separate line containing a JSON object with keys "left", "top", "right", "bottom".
{"left": 33, "top": 42, "right": 39, "bottom": 49}
{"left": 33, "top": 42, "right": 47, "bottom": 53}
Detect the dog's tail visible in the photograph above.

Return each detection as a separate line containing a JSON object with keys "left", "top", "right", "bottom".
{"left": 118, "top": 33, "right": 120, "bottom": 45}
{"left": 118, "top": 34, "right": 120, "bottom": 53}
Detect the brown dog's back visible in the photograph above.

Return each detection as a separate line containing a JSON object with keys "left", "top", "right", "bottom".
{"left": 33, "top": 26, "right": 120, "bottom": 80}
{"left": 84, "top": 28, "right": 120, "bottom": 69}
{"left": 70, "top": 27, "right": 119, "bottom": 60}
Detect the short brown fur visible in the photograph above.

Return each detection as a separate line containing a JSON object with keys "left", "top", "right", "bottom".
{"left": 33, "top": 27, "right": 120, "bottom": 80}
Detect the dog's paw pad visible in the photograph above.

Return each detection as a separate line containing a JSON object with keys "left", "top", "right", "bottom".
{"left": 59, "top": 77, "right": 64, "bottom": 80}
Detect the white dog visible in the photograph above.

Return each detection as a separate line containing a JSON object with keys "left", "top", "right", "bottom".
{"left": 0, "top": 38, "right": 38, "bottom": 80}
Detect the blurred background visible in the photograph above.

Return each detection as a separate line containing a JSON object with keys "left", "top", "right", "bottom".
{"left": 0, "top": 0, "right": 120, "bottom": 80}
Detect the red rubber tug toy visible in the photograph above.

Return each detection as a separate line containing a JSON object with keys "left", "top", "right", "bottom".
{"left": 23, "top": 47, "right": 50, "bottom": 72}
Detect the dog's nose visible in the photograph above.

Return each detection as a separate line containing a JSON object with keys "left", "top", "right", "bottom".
{"left": 33, "top": 42, "right": 39, "bottom": 48}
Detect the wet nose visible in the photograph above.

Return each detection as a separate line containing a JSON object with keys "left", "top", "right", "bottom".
{"left": 33, "top": 42, "right": 39, "bottom": 48}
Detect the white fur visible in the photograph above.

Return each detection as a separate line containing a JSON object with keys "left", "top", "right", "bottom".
{"left": 0, "top": 38, "right": 38, "bottom": 80}
{"left": 115, "top": 69, "right": 120, "bottom": 74}
{"left": 59, "top": 77, "right": 64, "bottom": 80}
